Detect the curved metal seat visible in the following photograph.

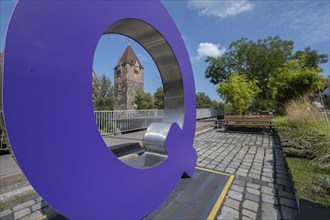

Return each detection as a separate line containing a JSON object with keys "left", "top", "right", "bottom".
{"left": 126, "top": 122, "right": 172, "bottom": 168}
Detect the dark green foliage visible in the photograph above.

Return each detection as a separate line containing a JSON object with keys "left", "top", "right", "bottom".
{"left": 294, "top": 47, "right": 328, "bottom": 69}
{"left": 196, "top": 92, "right": 212, "bottom": 108}
{"left": 134, "top": 90, "right": 155, "bottom": 110}
{"left": 196, "top": 92, "right": 221, "bottom": 109}
{"left": 154, "top": 87, "right": 164, "bottom": 109}
{"left": 93, "top": 73, "right": 115, "bottom": 110}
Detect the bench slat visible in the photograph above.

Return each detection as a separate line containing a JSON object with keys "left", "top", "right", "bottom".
{"left": 224, "top": 115, "right": 274, "bottom": 119}
{"left": 224, "top": 119, "right": 274, "bottom": 122}
{"left": 221, "top": 115, "right": 274, "bottom": 129}
{"left": 224, "top": 124, "right": 274, "bottom": 127}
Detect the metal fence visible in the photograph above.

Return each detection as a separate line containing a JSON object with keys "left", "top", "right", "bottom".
{"left": 95, "top": 108, "right": 221, "bottom": 135}
{"left": 196, "top": 108, "right": 222, "bottom": 119}
{"left": 0, "top": 108, "right": 221, "bottom": 143}
{"left": 94, "top": 110, "right": 164, "bottom": 135}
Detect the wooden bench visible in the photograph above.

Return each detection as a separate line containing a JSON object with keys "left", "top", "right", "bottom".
{"left": 223, "top": 115, "right": 274, "bottom": 132}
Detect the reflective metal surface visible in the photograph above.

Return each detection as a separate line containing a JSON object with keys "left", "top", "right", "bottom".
{"left": 105, "top": 19, "right": 185, "bottom": 167}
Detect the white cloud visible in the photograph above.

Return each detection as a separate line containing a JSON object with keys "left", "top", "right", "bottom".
{"left": 196, "top": 42, "right": 225, "bottom": 60}
{"left": 188, "top": 0, "right": 253, "bottom": 18}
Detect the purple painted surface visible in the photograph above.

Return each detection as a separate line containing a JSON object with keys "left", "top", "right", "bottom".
{"left": 3, "top": 0, "right": 196, "bottom": 219}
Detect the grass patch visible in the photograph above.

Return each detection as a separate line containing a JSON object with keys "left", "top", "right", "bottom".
{"left": 286, "top": 157, "right": 330, "bottom": 208}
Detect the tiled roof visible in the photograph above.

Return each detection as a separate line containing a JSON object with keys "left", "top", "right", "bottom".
{"left": 119, "top": 45, "right": 143, "bottom": 68}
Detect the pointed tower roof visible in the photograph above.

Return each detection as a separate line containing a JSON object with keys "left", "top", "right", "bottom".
{"left": 119, "top": 44, "right": 143, "bottom": 68}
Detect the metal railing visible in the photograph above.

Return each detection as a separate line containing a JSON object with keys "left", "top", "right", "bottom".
{"left": 94, "top": 110, "right": 164, "bottom": 135}
{"left": 95, "top": 108, "right": 221, "bottom": 135}
{"left": 0, "top": 108, "right": 221, "bottom": 141}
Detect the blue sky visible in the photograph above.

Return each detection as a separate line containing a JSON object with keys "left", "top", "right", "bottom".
{"left": 1, "top": 0, "right": 329, "bottom": 102}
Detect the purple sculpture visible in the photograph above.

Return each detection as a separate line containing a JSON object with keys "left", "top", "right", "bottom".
{"left": 3, "top": 0, "right": 197, "bottom": 219}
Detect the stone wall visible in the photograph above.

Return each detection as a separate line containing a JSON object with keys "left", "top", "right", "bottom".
{"left": 114, "top": 62, "right": 144, "bottom": 110}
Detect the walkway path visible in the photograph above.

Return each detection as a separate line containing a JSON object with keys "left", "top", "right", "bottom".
{"left": 0, "top": 127, "right": 299, "bottom": 219}
{"left": 195, "top": 130, "right": 298, "bottom": 219}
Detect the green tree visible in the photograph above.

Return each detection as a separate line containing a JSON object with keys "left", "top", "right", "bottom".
{"left": 94, "top": 73, "right": 114, "bottom": 110}
{"left": 210, "top": 100, "right": 221, "bottom": 108}
{"left": 134, "top": 90, "right": 155, "bottom": 110}
{"left": 205, "top": 36, "right": 294, "bottom": 85}
{"left": 269, "top": 56, "right": 325, "bottom": 112}
{"left": 217, "top": 74, "right": 260, "bottom": 115}
{"left": 196, "top": 92, "right": 221, "bottom": 108}
{"left": 293, "top": 47, "right": 328, "bottom": 69}
{"left": 196, "top": 92, "right": 212, "bottom": 108}
{"left": 154, "top": 87, "right": 164, "bottom": 109}
{"left": 205, "top": 36, "right": 328, "bottom": 111}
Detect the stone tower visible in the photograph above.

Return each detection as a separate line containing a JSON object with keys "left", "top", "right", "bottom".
{"left": 114, "top": 44, "right": 144, "bottom": 110}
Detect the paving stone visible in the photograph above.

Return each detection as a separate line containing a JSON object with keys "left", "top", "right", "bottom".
{"left": 248, "top": 173, "right": 260, "bottom": 179}
{"left": 13, "top": 208, "right": 31, "bottom": 219}
{"left": 246, "top": 187, "right": 260, "bottom": 196}
{"left": 261, "top": 186, "right": 275, "bottom": 195}
{"left": 223, "top": 197, "right": 240, "bottom": 210}
{"left": 228, "top": 190, "right": 243, "bottom": 201}
{"left": 35, "top": 197, "right": 43, "bottom": 203}
{"left": 245, "top": 192, "right": 259, "bottom": 203}
{"left": 261, "top": 203, "right": 280, "bottom": 219}
{"left": 242, "top": 200, "right": 259, "bottom": 212}
{"left": 42, "top": 206, "right": 55, "bottom": 215}
{"left": 242, "top": 208, "right": 257, "bottom": 219}
{"left": 276, "top": 177, "right": 292, "bottom": 187}
{"left": 278, "top": 190, "right": 295, "bottom": 200}
{"left": 280, "top": 206, "right": 299, "bottom": 219}
{"left": 0, "top": 209, "right": 12, "bottom": 218}
{"left": 225, "top": 167, "right": 236, "bottom": 173}
{"left": 236, "top": 171, "right": 248, "bottom": 177}
{"left": 233, "top": 179, "right": 246, "bottom": 187}
{"left": 273, "top": 183, "right": 284, "bottom": 190}
{"left": 215, "top": 166, "right": 226, "bottom": 172}
{"left": 279, "top": 197, "right": 297, "bottom": 208}
{"left": 21, "top": 210, "right": 43, "bottom": 219}
{"left": 199, "top": 163, "right": 207, "bottom": 167}
{"left": 217, "top": 206, "right": 239, "bottom": 220}
{"left": 206, "top": 164, "right": 216, "bottom": 169}
{"left": 231, "top": 184, "right": 245, "bottom": 193}
{"left": 12, "top": 200, "right": 35, "bottom": 212}
{"left": 262, "top": 193, "right": 278, "bottom": 205}
{"left": 246, "top": 182, "right": 260, "bottom": 189}
{"left": 242, "top": 215, "right": 253, "bottom": 220}
{"left": 0, "top": 212, "right": 14, "bottom": 220}
{"left": 284, "top": 186, "right": 294, "bottom": 193}
{"left": 261, "top": 176, "right": 274, "bottom": 182}
{"left": 31, "top": 202, "right": 47, "bottom": 212}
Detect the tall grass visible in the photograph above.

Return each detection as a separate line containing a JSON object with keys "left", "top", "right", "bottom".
{"left": 276, "top": 96, "right": 330, "bottom": 171}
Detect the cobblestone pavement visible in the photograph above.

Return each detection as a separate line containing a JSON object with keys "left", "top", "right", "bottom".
{"left": 0, "top": 194, "right": 59, "bottom": 220}
{"left": 195, "top": 130, "right": 299, "bottom": 220}
{"left": 0, "top": 130, "right": 298, "bottom": 220}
